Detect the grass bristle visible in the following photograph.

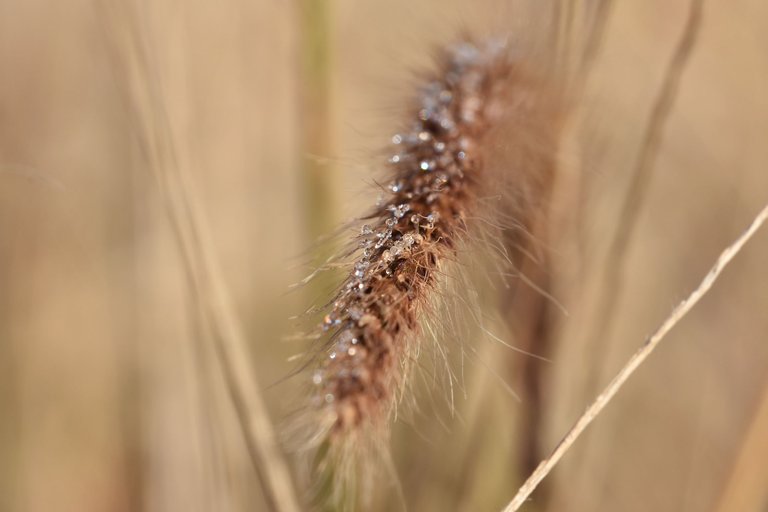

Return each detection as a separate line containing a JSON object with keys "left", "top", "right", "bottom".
{"left": 295, "top": 37, "right": 563, "bottom": 506}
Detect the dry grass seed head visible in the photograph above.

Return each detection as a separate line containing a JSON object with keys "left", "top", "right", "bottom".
{"left": 293, "top": 36, "right": 565, "bottom": 507}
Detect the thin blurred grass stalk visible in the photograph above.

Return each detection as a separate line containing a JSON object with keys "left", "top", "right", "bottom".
{"left": 101, "top": 3, "right": 301, "bottom": 511}
{"left": 503, "top": 202, "right": 768, "bottom": 511}
{"left": 714, "top": 378, "right": 768, "bottom": 511}
{"left": 298, "top": 0, "right": 338, "bottom": 277}
{"left": 581, "top": 0, "right": 705, "bottom": 396}
{"left": 295, "top": 2, "right": 345, "bottom": 509}
{"left": 563, "top": 1, "right": 706, "bottom": 505}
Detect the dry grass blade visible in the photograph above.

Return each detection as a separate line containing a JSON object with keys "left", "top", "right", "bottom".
{"left": 610, "top": 0, "right": 705, "bottom": 265}
{"left": 583, "top": 0, "right": 706, "bottom": 392}
{"left": 503, "top": 202, "right": 768, "bottom": 512}
{"left": 714, "top": 378, "right": 768, "bottom": 512}
{"left": 101, "top": 3, "right": 301, "bottom": 511}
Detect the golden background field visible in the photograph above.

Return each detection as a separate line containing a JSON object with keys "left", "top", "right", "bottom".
{"left": 1, "top": 1, "right": 767, "bottom": 511}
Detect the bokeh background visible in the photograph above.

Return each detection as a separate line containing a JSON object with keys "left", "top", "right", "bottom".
{"left": 1, "top": 0, "right": 767, "bottom": 511}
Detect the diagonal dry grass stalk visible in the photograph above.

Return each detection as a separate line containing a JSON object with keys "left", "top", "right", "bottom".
{"left": 101, "top": 3, "right": 301, "bottom": 511}
{"left": 503, "top": 202, "right": 768, "bottom": 512}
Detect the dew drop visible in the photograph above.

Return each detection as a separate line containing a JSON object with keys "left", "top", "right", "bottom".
{"left": 392, "top": 203, "right": 410, "bottom": 218}
{"left": 322, "top": 314, "right": 337, "bottom": 331}
{"left": 348, "top": 306, "right": 364, "bottom": 320}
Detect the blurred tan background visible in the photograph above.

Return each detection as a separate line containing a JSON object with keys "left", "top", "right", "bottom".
{"left": 1, "top": 0, "right": 767, "bottom": 511}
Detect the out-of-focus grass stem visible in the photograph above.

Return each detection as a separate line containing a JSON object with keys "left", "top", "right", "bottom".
{"left": 298, "top": 0, "right": 337, "bottom": 271}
